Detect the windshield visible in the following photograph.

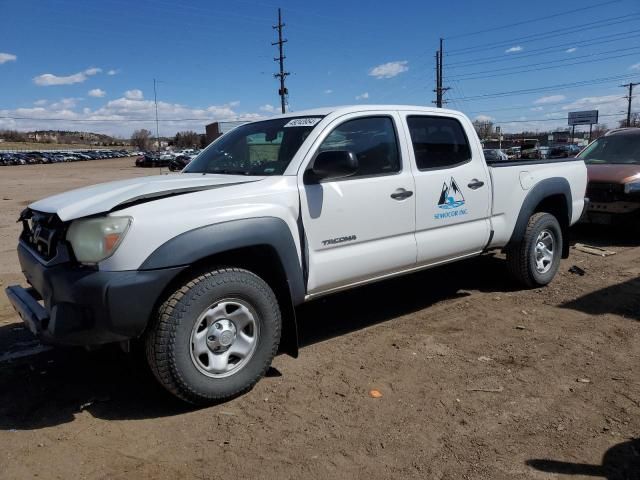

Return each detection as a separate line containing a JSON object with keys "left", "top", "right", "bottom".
{"left": 184, "top": 116, "right": 324, "bottom": 175}
{"left": 578, "top": 135, "right": 640, "bottom": 165}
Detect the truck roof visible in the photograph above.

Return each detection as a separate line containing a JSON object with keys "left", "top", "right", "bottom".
{"left": 268, "top": 104, "right": 463, "bottom": 119}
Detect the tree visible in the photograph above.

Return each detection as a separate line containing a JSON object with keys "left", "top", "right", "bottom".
{"left": 618, "top": 112, "right": 640, "bottom": 128}
{"left": 174, "top": 130, "right": 200, "bottom": 149}
{"left": 590, "top": 124, "right": 608, "bottom": 139}
{"left": 131, "top": 129, "right": 152, "bottom": 150}
{"left": 472, "top": 120, "right": 494, "bottom": 140}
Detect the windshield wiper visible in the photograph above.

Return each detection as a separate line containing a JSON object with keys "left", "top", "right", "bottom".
{"left": 209, "top": 168, "right": 251, "bottom": 175}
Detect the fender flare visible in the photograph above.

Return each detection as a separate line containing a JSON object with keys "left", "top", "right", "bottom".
{"left": 506, "top": 177, "right": 572, "bottom": 257}
{"left": 140, "top": 217, "right": 303, "bottom": 356}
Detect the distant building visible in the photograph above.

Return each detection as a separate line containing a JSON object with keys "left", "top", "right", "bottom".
{"left": 205, "top": 121, "right": 247, "bottom": 145}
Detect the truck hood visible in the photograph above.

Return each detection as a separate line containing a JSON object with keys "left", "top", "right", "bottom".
{"left": 29, "top": 173, "right": 261, "bottom": 221}
{"left": 587, "top": 164, "right": 640, "bottom": 184}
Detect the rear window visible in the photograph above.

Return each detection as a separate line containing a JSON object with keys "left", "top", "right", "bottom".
{"left": 407, "top": 116, "right": 471, "bottom": 170}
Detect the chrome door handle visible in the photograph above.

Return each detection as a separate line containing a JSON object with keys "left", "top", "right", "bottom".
{"left": 390, "top": 188, "right": 414, "bottom": 200}
{"left": 468, "top": 179, "right": 485, "bottom": 190}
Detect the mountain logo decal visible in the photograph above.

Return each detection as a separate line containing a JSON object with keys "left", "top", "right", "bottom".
{"left": 437, "top": 177, "right": 465, "bottom": 209}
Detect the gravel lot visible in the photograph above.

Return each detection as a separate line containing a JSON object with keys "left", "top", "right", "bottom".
{"left": 0, "top": 158, "right": 638, "bottom": 479}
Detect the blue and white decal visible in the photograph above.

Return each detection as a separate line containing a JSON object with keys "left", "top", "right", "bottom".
{"left": 434, "top": 177, "right": 468, "bottom": 220}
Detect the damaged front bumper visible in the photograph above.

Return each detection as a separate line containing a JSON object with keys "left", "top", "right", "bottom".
{"left": 5, "top": 242, "right": 184, "bottom": 346}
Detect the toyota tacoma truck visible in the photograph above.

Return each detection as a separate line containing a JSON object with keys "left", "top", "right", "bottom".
{"left": 6, "top": 105, "right": 587, "bottom": 404}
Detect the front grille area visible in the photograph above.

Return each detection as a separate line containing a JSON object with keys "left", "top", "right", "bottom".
{"left": 586, "top": 182, "right": 626, "bottom": 203}
{"left": 19, "top": 209, "right": 66, "bottom": 261}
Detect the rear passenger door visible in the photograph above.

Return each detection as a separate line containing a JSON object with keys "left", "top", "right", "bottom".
{"left": 299, "top": 113, "right": 417, "bottom": 295}
{"left": 402, "top": 113, "right": 491, "bottom": 265}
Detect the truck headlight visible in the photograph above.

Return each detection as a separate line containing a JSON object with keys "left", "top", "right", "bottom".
{"left": 66, "top": 216, "right": 131, "bottom": 264}
{"left": 624, "top": 181, "right": 640, "bottom": 194}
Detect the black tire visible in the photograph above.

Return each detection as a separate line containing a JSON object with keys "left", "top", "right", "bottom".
{"left": 506, "top": 212, "right": 563, "bottom": 288}
{"left": 145, "top": 268, "right": 282, "bottom": 404}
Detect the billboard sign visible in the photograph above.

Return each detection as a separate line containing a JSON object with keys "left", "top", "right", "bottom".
{"left": 568, "top": 110, "right": 598, "bottom": 126}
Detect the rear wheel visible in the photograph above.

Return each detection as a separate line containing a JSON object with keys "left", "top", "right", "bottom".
{"left": 145, "top": 268, "right": 281, "bottom": 404}
{"left": 506, "top": 212, "right": 562, "bottom": 288}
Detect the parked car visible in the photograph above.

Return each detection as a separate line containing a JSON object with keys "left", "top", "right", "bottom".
{"left": 483, "top": 149, "right": 508, "bottom": 162}
{"left": 506, "top": 146, "right": 521, "bottom": 159}
{"left": 168, "top": 154, "right": 195, "bottom": 171}
{"left": 547, "top": 145, "right": 572, "bottom": 159}
{"left": 578, "top": 127, "right": 640, "bottom": 228}
{"left": 6, "top": 105, "right": 587, "bottom": 404}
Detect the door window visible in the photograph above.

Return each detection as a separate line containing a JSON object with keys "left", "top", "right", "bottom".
{"left": 407, "top": 116, "right": 471, "bottom": 170}
{"left": 318, "top": 116, "right": 400, "bottom": 178}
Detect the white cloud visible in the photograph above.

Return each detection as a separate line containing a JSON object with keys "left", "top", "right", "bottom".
{"left": 533, "top": 94, "right": 566, "bottom": 104}
{"left": 260, "top": 104, "right": 277, "bottom": 113}
{"left": 0, "top": 52, "right": 17, "bottom": 64}
{"left": 107, "top": 69, "right": 119, "bottom": 76}
{"left": 630, "top": 62, "right": 640, "bottom": 71}
{"left": 0, "top": 96, "right": 263, "bottom": 137}
{"left": 496, "top": 93, "right": 640, "bottom": 133}
{"left": 33, "top": 99, "right": 48, "bottom": 106}
{"left": 505, "top": 46, "right": 523, "bottom": 53}
{"left": 33, "top": 67, "right": 102, "bottom": 86}
{"left": 530, "top": 106, "right": 544, "bottom": 111}
{"left": 124, "top": 89, "right": 143, "bottom": 100}
{"left": 369, "top": 61, "right": 409, "bottom": 79}
{"left": 566, "top": 47, "right": 577, "bottom": 53}
{"left": 49, "top": 98, "right": 82, "bottom": 110}
{"left": 324, "top": 89, "right": 333, "bottom": 94}
{"left": 88, "top": 88, "right": 106, "bottom": 98}
{"left": 474, "top": 114, "right": 494, "bottom": 122}
{"left": 355, "top": 92, "right": 369, "bottom": 100}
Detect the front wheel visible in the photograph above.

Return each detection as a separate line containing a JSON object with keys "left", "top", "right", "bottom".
{"left": 506, "top": 212, "right": 562, "bottom": 288}
{"left": 145, "top": 268, "right": 282, "bottom": 404}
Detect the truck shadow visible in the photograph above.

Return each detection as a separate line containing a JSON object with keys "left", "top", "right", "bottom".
{"left": 526, "top": 438, "right": 640, "bottom": 479}
{"left": 570, "top": 223, "right": 639, "bottom": 248}
{"left": 297, "top": 253, "right": 515, "bottom": 347}
{"left": 0, "top": 254, "right": 521, "bottom": 429}
{"left": 560, "top": 277, "right": 640, "bottom": 321}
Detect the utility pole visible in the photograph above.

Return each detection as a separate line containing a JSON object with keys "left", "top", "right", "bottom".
{"left": 153, "top": 78, "right": 161, "bottom": 151}
{"left": 272, "top": 8, "right": 289, "bottom": 114}
{"left": 433, "top": 38, "right": 449, "bottom": 108}
{"left": 621, "top": 82, "right": 639, "bottom": 127}
{"left": 433, "top": 50, "right": 441, "bottom": 107}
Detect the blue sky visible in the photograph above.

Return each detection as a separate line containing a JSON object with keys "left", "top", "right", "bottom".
{"left": 0, "top": 0, "right": 639, "bottom": 136}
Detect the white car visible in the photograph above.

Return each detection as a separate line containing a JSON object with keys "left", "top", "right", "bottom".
{"left": 6, "top": 105, "right": 587, "bottom": 404}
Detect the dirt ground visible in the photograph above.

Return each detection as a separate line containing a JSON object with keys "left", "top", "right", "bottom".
{"left": 0, "top": 158, "right": 638, "bottom": 479}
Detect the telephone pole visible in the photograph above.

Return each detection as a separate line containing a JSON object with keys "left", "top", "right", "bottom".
{"left": 433, "top": 38, "right": 449, "bottom": 108}
{"left": 272, "top": 8, "right": 289, "bottom": 114}
{"left": 153, "top": 78, "right": 161, "bottom": 151}
{"left": 621, "top": 82, "right": 639, "bottom": 127}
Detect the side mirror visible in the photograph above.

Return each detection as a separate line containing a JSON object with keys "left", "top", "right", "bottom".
{"left": 304, "top": 150, "right": 358, "bottom": 184}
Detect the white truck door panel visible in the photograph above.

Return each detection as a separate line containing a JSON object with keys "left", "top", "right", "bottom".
{"left": 299, "top": 113, "right": 417, "bottom": 294}
{"left": 401, "top": 113, "right": 491, "bottom": 265}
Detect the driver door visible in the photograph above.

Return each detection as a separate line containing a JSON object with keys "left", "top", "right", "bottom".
{"left": 298, "top": 112, "right": 417, "bottom": 295}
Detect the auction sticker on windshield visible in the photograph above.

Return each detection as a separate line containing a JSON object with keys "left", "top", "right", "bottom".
{"left": 284, "top": 117, "right": 322, "bottom": 128}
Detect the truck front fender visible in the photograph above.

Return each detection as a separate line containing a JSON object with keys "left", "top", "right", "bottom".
{"left": 140, "top": 217, "right": 304, "bottom": 357}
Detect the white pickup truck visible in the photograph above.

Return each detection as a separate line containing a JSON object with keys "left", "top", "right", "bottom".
{"left": 6, "top": 105, "right": 587, "bottom": 404}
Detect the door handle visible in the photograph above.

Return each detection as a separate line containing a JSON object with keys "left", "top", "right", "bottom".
{"left": 467, "top": 179, "right": 485, "bottom": 190}
{"left": 390, "top": 188, "right": 414, "bottom": 200}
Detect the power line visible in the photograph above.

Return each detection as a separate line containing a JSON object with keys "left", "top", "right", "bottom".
{"left": 448, "top": 47, "right": 640, "bottom": 81}
{"left": 445, "top": 0, "right": 621, "bottom": 40}
{"left": 446, "top": 29, "right": 640, "bottom": 68}
{"left": 492, "top": 112, "right": 624, "bottom": 123}
{"left": 272, "top": 7, "right": 290, "bottom": 114}
{"left": 465, "top": 96, "right": 627, "bottom": 115}
{"left": 447, "top": 13, "right": 640, "bottom": 56}
{"left": 449, "top": 73, "right": 640, "bottom": 102}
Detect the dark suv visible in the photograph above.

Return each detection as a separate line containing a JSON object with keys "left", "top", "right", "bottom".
{"left": 578, "top": 128, "right": 640, "bottom": 227}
